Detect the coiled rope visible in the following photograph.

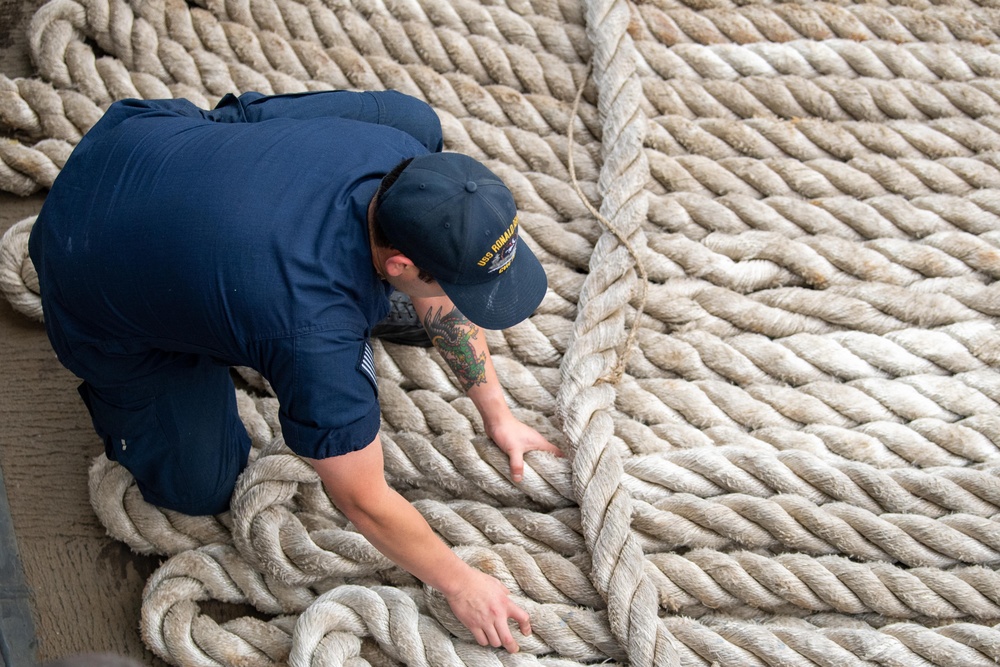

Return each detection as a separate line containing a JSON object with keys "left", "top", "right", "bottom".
{"left": 4, "top": 0, "right": 1000, "bottom": 664}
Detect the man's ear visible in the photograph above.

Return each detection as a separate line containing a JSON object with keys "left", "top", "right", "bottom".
{"left": 383, "top": 254, "right": 413, "bottom": 278}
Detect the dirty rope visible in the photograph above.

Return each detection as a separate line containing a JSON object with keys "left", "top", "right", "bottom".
{"left": 4, "top": 0, "right": 1000, "bottom": 665}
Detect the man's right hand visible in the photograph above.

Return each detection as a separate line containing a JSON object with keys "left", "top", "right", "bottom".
{"left": 307, "top": 439, "right": 532, "bottom": 654}
{"left": 443, "top": 566, "right": 532, "bottom": 653}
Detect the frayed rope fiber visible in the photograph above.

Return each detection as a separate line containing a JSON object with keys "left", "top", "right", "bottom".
{"left": 5, "top": 0, "right": 1000, "bottom": 664}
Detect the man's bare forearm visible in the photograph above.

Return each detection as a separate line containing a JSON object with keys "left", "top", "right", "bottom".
{"left": 307, "top": 440, "right": 531, "bottom": 653}
{"left": 309, "top": 444, "right": 504, "bottom": 601}
{"left": 423, "top": 305, "right": 488, "bottom": 392}
{"left": 411, "top": 295, "right": 514, "bottom": 432}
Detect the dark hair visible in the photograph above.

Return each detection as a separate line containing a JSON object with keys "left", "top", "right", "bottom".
{"left": 371, "top": 158, "right": 413, "bottom": 250}
{"left": 371, "top": 157, "right": 434, "bottom": 284}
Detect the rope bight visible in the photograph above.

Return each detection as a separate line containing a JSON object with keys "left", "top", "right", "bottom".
{"left": 4, "top": 0, "right": 1000, "bottom": 664}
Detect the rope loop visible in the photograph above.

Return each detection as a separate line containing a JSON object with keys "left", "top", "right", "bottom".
{"left": 5, "top": 0, "right": 1000, "bottom": 664}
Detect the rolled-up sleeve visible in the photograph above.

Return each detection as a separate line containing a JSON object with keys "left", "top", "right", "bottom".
{"left": 264, "top": 328, "right": 381, "bottom": 460}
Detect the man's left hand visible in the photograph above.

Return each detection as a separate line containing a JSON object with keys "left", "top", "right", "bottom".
{"left": 486, "top": 418, "right": 563, "bottom": 483}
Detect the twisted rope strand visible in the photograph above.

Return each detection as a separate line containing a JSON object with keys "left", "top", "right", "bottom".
{"left": 632, "top": 3, "right": 1000, "bottom": 47}
{"left": 9, "top": 0, "right": 1000, "bottom": 662}
{"left": 642, "top": 74, "right": 1000, "bottom": 121}
{"left": 637, "top": 40, "right": 1000, "bottom": 83}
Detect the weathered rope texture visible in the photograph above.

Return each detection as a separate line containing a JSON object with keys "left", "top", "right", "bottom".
{"left": 4, "top": 0, "right": 1000, "bottom": 664}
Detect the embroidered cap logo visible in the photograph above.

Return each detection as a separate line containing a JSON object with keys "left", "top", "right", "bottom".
{"left": 477, "top": 215, "right": 519, "bottom": 274}
{"left": 377, "top": 153, "right": 547, "bottom": 329}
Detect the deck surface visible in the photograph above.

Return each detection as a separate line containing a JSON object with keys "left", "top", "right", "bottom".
{"left": 1, "top": 6, "right": 165, "bottom": 663}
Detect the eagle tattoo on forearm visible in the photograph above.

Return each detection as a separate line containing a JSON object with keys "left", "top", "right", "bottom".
{"left": 424, "top": 306, "right": 487, "bottom": 391}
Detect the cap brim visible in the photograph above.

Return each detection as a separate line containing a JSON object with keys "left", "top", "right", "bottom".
{"left": 437, "top": 242, "right": 548, "bottom": 330}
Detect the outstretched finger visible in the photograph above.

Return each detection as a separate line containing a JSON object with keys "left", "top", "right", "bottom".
{"left": 484, "top": 624, "right": 503, "bottom": 649}
{"left": 509, "top": 448, "right": 525, "bottom": 483}
{"left": 533, "top": 439, "right": 564, "bottom": 457}
{"left": 497, "top": 621, "right": 520, "bottom": 654}
{"left": 510, "top": 604, "right": 532, "bottom": 638}
{"left": 471, "top": 627, "right": 489, "bottom": 647}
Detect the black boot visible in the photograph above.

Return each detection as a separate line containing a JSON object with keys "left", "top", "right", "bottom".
{"left": 371, "top": 291, "right": 432, "bottom": 347}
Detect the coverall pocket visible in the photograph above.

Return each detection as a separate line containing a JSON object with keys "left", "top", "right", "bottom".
{"left": 78, "top": 383, "right": 163, "bottom": 478}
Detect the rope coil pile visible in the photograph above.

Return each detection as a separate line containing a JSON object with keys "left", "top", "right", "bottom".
{"left": 4, "top": 0, "right": 1000, "bottom": 664}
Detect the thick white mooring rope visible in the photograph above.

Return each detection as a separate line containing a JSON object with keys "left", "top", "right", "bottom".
{"left": 5, "top": 0, "right": 1000, "bottom": 665}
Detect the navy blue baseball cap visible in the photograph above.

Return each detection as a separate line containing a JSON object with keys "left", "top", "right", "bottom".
{"left": 375, "top": 153, "right": 547, "bottom": 330}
